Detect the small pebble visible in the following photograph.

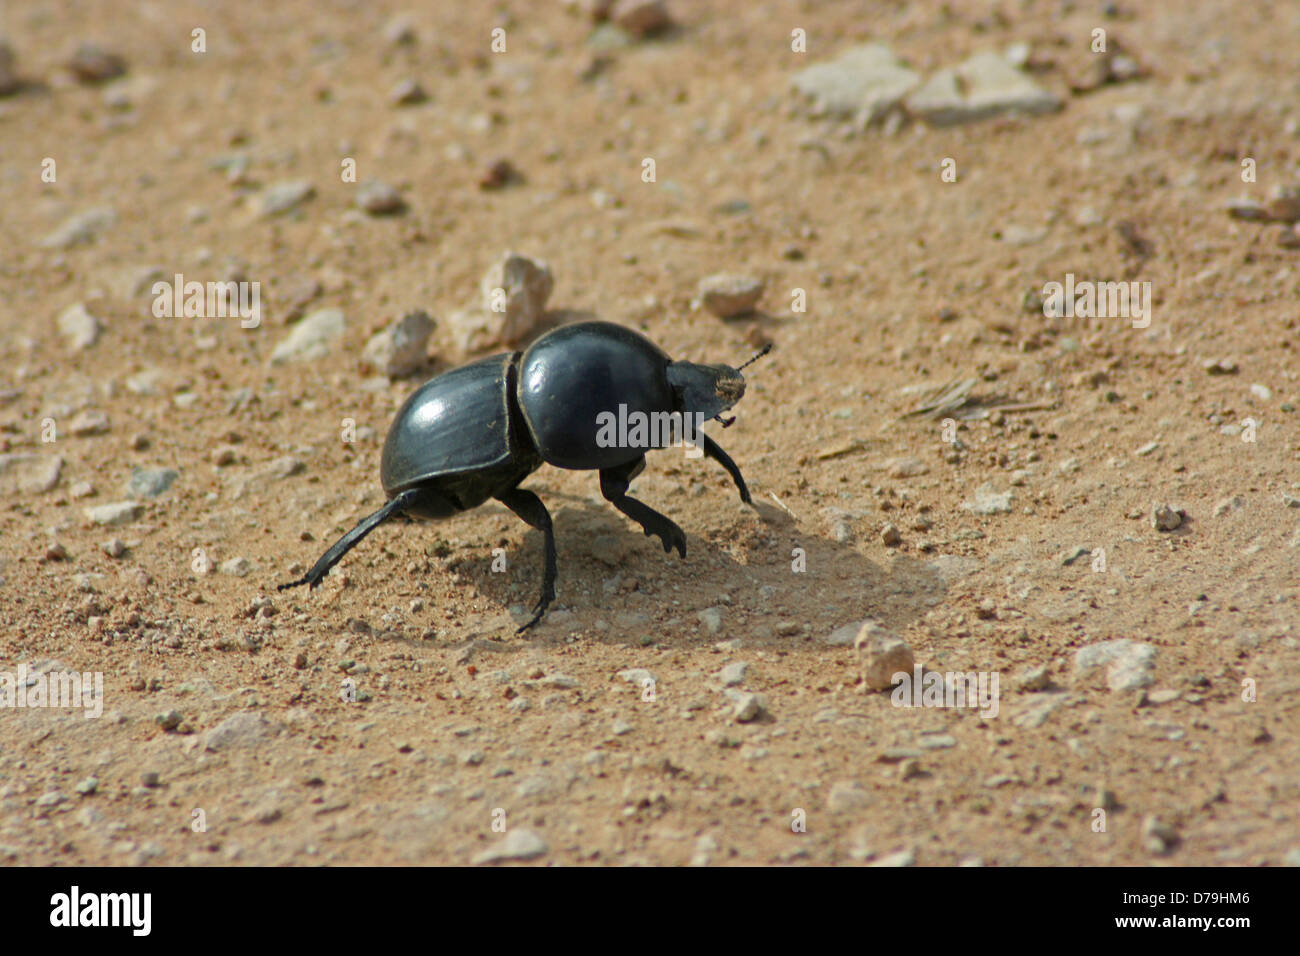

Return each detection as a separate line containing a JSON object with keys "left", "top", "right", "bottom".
{"left": 726, "top": 689, "right": 768, "bottom": 723}
{"left": 57, "top": 303, "right": 103, "bottom": 348}
{"left": 220, "top": 556, "right": 252, "bottom": 576}
{"left": 360, "top": 310, "right": 434, "bottom": 378}
{"left": 154, "top": 712, "right": 181, "bottom": 732}
{"left": 697, "top": 607, "right": 723, "bottom": 634}
{"left": 84, "top": 501, "right": 143, "bottom": 526}
{"left": 478, "top": 158, "right": 521, "bottom": 190}
{"left": 259, "top": 180, "right": 316, "bottom": 217}
{"left": 1015, "top": 664, "right": 1052, "bottom": 692}
{"left": 472, "top": 828, "right": 548, "bottom": 864}
{"left": 68, "top": 44, "right": 126, "bottom": 83}
{"left": 717, "top": 661, "right": 748, "bottom": 686}
{"left": 1142, "top": 815, "right": 1179, "bottom": 855}
{"left": 0, "top": 41, "right": 19, "bottom": 96}
{"left": 1152, "top": 504, "right": 1184, "bottom": 531}
{"left": 357, "top": 180, "right": 407, "bottom": 216}
{"left": 698, "top": 273, "right": 764, "bottom": 318}
{"left": 855, "top": 622, "right": 913, "bottom": 692}
{"left": 612, "top": 0, "right": 673, "bottom": 37}
{"left": 127, "top": 466, "right": 177, "bottom": 498}
{"left": 389, "top": 79, "right": 428, "bottom": 106}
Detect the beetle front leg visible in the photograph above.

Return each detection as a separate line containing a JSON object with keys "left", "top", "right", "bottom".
{"left": 496, "top": 487, "right": 558, "bottom": 634}
{"left": 599, "top": 457, "right": 687, "bottom": 559}
{"left": 701, "top": 434, "right": 752, "bottom": 505}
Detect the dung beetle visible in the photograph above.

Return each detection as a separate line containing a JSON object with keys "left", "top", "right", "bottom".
{"left": 279, "top": 320, "right": 769, "bottom": 632}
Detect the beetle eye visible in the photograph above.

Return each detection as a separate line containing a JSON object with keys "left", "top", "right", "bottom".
{"left": 715, "top": 377, "right": 745, "bottom": 403}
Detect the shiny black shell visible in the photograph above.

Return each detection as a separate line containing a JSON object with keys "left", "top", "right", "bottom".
{"left": 516, "top": 321, "right": 675, "bottom": 470}
{"left": 380, "top": 352, "right": 532, "bottom": 496}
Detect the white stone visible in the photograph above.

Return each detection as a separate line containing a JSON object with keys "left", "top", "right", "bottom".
{"left": 270, "top": 308, "right": 345, "bottom": 364}
{"left": 790, "top": 44, "right": 921, "bottom": 124}
{"left": 855, "top": 622, "right": 914, "bottom": 691}
{"left": 907, "top": 52, "right": 1061, "bottom": 126}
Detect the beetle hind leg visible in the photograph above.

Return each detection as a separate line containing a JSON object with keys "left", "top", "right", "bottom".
{"left": 277, "top": 487, "right": 430, "bottom": 592}
{"left": 599, "top": 457, "right": 687, "bottom": 559}
{"left": 496, "top": 487, "right": 558, "bottom": 634}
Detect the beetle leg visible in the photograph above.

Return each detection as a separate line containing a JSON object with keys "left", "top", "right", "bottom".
{"left": 701, "top": 434, "right": 753, "bottom": 505}
{"left": 277, "top": 488, "right": 425, "bottom": 592}
{"left": 599, "top": 458, "right": 687, "bottom": 559}
{"left": 496, "top": 487, "right": 558, "bottom": 634}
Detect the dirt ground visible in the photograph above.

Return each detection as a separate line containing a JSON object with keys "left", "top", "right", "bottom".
{"left": 1, "top": 0, "right": 1297, "bottom": 867}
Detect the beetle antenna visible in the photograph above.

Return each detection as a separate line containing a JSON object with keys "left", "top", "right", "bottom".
{"left": 714, "top": 413, "right": 736, "bottom": 428}
{"left": 736, "top": 342, "right": 772, "bottom": 372}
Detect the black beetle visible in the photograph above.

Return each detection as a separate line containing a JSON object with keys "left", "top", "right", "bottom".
{"left": 279, "top": 320, "right": 769, "bottom": 632}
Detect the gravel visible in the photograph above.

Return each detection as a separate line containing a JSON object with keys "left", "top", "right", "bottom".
{"left": 68, "top": 45, "right": 127, "bottom": 84}
{"left": 203, "top": 712, "right": 279, "bottom": 751}
{"left": 1151, "top": 504, "right": 1184, "bottom": 531}
{"left": 0, "top": 454, "right": 63, "bottom": 495}
{"left": 389, "top": 79, "right": 428, "bottom": 106}
{"left": 356, "top": 179, "right": 407, "bottom": 215}
{"left": 696, "top": 607, "right": 724, "bottom": 634}
{"left": 219, "top": 556, "right": 252, "bottom": 576}
{"left": 1074, "top": 639, "right": 1157, "bottom": 692}
{"left": 83, "top": 501, "right": 143, "bottom": 526}
{"left": 360, "top": 310, "right": 434, "bottom": 378}
{"left": 907, "top": 52, "right": 1061, "bottom": 125}
{"left": 126, "top": 467, "right": 178, "bottom": 498}
{"left": 725, "top": 689, "right": 768, "bottom": 723}
{"left": 472, "top": 827, "right": 548, "bottom": 864}
{"left": 963, "top": 483, "right": 1014, "bottom": 515}
{"left": 826, "top": 780, "right": 870, "bottom": 812}
{"left": 259, "top": 180, "right": 316, "bottom": 217}
{"left": 482, "top": 252, "right": 554, "bottom": 343}
{"left": 56, "top": 303, "right": 103, "bottom": 348}
{"left": 41, "top": 208, "right": 115, "bottom": 249}
{"left": 717, "top": 661, "right": 749, "bottom": 686}
{"left": 855, "top": 622, "right": 914, "bottom": 692}
{"left": 789, "top": 43, "right": 920, "bottom": 124}
{"left": 611, "top": 0, "right": 672, "bottom": 37}
{"left": 0, "top": 41, "right": 20, "bottom": 96}
{"left": 698, "top": 273, "right": 764, "bottom": 318}
{"left": 270, "top": 308, "right": 345, "bottom": 364}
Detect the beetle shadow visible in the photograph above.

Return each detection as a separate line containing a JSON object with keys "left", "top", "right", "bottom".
{"left": 722, "top": 309, "right": 795, "bottom": 338}
{"left": 439, "top": 493, "right": 956, "bottom": 649}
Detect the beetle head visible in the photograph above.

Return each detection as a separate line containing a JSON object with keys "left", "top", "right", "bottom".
{"left": 667, "top": 361, "right": 746, "bottom": 422}
{"left": 667, "top": 344, "right": 770, "bottom": 426}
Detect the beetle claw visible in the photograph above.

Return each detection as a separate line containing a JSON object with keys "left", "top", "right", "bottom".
{"left": 516, "top": 593, "right": 553, "bottom": 634}
{"left": 276, "top": 574, "right": 317, "bottom": 591}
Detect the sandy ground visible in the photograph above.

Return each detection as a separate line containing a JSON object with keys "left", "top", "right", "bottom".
{"left": 1, "top": 0, "right": 1298, "bottom": 866}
